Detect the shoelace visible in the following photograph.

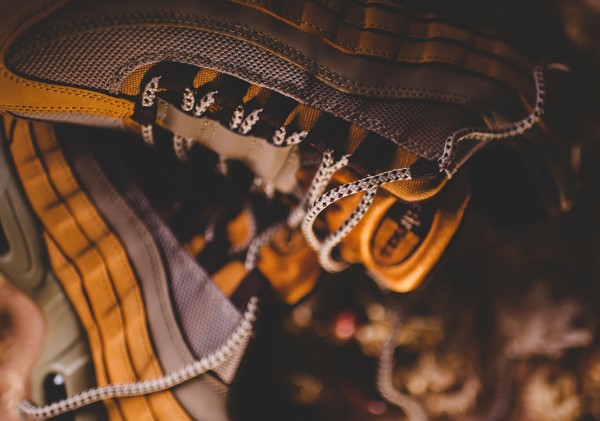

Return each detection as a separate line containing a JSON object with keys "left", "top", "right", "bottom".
{"left": 140, "top": 76, "right": 161, "bottom": 147}
{"left": 139, "top": 64, "right": 548, "bottom": 274}
{"left": 154, "top": 81, "right": 307, "bottom": 165}
{"left": 438, "top": 64, "right": 547, "bottom": 176}
{"left": 376, "top": 310, "right": 429, "bottom": 421}
{"left": 244, "top": 149, "right": 350, "bottom": 271}
{"left": 22, "top": 64, "right": 549, "bottom": 419}
{"left": 19, "top": 297, "right": 259, "bottom": 419}
{"left": 150, "top": 63, "right": 550, "bottom": 278}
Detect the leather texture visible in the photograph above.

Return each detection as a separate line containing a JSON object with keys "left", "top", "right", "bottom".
{"left": 2, "top": 0, "right": 531, "bottom": 124}
{"left": 258, "top": 226, "right": 322, "bottom": 304}
{"left": 10, "top": 119, "right": 191, "bottom": 420}
{"left": 0, "top": 1, "right": 133, "bottom": 120}
{"left": 63, "top": 138, "right": 231, "bottom": 421}
{"left": 233, "top": 0, "right": 534, "bottom": 96}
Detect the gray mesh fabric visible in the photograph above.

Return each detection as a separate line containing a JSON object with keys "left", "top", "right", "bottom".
{"left": 92, "top": 142, "right": 243, "bottom": 362}
{"left": 7, "top": 12, "right": 482, "bottom": 160}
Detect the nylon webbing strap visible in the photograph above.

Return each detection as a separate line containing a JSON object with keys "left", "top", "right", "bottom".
{"left": 231, "top": 268, "right": 269, "bottom": 310}
{"left": 251, "top": 91, "right": 298, "bottom": 140}
{"left": 132, "top": 61, "right": 201, "bottom": 125}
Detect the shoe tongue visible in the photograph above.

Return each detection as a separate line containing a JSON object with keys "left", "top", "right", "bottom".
{"left": 328, "top": 171, "right": 471, "bottom": 292}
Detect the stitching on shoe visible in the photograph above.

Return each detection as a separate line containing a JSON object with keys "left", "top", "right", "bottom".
{"left": 6, "top": 12, "right": 478, "bottom": 106}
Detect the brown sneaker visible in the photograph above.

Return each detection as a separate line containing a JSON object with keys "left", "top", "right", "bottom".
{"left": 0, "top": 1, "right": 578, "bottom": 420}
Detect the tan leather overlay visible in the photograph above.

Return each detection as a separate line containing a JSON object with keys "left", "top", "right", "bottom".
{"left": 212, "top": 261, "right": 247, "bottom": 297}
{"left": 234, "top": 0, "right": 534, "bottom": 98}
{"left": 10, "top": 119, "right": 190, "bottom": 420}
{"left": 44, "top": 235, "right": 124, "bottom": 421}
{"left": 0, "top": 1, "right": 133, "bottom": 119}
{"left": 331, "top": 173, "right": 470, "bottom": 292}
{"left": 227, "top": 210, "right": 253, "bottom": 249}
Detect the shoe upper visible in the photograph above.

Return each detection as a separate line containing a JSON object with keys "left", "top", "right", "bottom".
{"left": 0, "top": 1, "right": 580, "bottom": 420}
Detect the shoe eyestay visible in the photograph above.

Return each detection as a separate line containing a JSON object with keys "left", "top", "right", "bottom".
{"left": 20, "top": 62, "right": 551, "bottom": 420}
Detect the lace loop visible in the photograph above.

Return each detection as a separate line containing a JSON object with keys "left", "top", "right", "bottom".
{"left": 140, "top": 76, "right": 161, "bottom": 147}
{"left": 439, "top": 64, "right": 546, "bottom": 176}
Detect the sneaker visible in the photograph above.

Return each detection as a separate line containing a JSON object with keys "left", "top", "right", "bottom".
{"left": 0, "top": 1, "right": 577, "bottom": 420}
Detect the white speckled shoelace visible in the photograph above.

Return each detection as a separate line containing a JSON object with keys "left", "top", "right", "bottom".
{"left": 300, "top": 64, "right": 549, "bottom": 273}
{"left": 24, "top": 64, "right": 551, "bottom": 420}
{"left": 19, "top": 298, "right": 259, "bottom": 419}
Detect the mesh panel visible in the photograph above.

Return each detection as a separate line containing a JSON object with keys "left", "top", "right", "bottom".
{"left": 124, "top": 184, "right": 243, "bottom": 360}
{"left": 7, "top": 12, "right": 483, "bottom": 160}
{"left": 94, "top": 145, "right": 243, "bottom": 361}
